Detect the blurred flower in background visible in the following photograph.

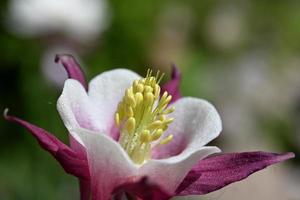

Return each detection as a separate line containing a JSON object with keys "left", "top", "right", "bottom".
{"left": 7, "top": 0, "right": 110, "bottom": 87}
{"left": 7, "top": 0, "right": 109, "bottom": 43}
{"left": 205, "top": 3, "right": 247, "bottom": 51}
{"left": 148, "top": 3, "right": 193, "bottom": 70}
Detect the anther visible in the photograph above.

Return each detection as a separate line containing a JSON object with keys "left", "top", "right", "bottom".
{"left": 163, "top": 107, "right": 175, "bottom": 114}
{"left": 154, "top": 84, "right": 160, "bottom": 98}
{"left": 159, "top": 134, "right": 173, "bottom": 145}
{"left": 151, "top": 129, "right": 163, "bottom": 141}
{"left": 161, "top": 91, "right": 168, "bottom": 101}
{"left": 115, "top": 113, "right": 120, "bottom": 127}
{"left": 149, "top": 77, "right": 155, "bottom": 86}
{"left": 144, "top": 86, "right": 153, "bottom": 93}
{"left": 136, "top": 84, "right": 144, "bottom": 93}
{"left": 126, "top": 88, "right": 133, "bottom": 96}
{"left": 164, "top": 95, "right": 172, "bottom": 104}
{"left": 144, "top": 92, "right": 154, "bottom": 104}
{"left": 148, "top": 120, "right": 163, "bottom": 130}
{"left": 126, "top": 106, "right": 134, "bottom": 117}
{"left": 125, "top": 117, "right": 136, "bottom": 134}
{"left": 164, "top": 118, "right": 174, "bottom": 125}
{"left": 159, "top": 115, "right": 166, "bottom": 121}
{"left": 133, "top": 80, "right": 139, "bottom": 87}
{"left": 140, "top": 130, "right": 151, "bottom": 143}
{"left": 126, "top": 95, "right": 136, "bottom": 108}
{"left": 135, "top": 92, "right": 143, "bottom": 104}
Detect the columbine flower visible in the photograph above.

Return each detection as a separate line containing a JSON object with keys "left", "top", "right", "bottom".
{"left": 5, "top": 55, "right": 294, "bottom": 200}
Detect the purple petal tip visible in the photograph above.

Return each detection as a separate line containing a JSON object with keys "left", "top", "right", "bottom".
{"left": 280, "top": 152, "right": 295, "bottom": 160}
{"left": 176, "top": 151, "right": 295, "bottom": 196}
{"left": 4, "top": 112, "right": 89, "bottom": 180}
{"left": 55, "top": 54, "right": 88, "bottom": 90}
{"left": 161, "top": 64, "right": 182, "bottom": 103}
{"left": 55, "top": 54, "right": 73, "bottom": 63}
{"left": 170, "top": 63, "right": 180, "bottom": 79}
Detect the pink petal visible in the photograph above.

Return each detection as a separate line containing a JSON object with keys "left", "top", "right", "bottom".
{"left": 161, "top": 64, "right": 181, "bottom": 103}
{"left": 79, "top": 179, "right": 91, "bottom": 200}
{"left": 58, "top": 69, "right": 141, "bottom": 142}
{"left": 75, "top": 128, "right": 137, "bottom": 200}
{"left": 57, "top": 79, "right": 106, "bottom": 144}
{"left": 4, "top": 111, "right": 89, "bottom": 180}
{"left": 176, "top": 151, "right": 295, "bottom": 196}
{"left": 76, "top": 129, "right": 219, "bottom": 199}
{"left": 140, "top": 146, "right": 220, "bottom": 195}
{"left": 113, "top": 177, "right": 172, "bottom": 200}
{"left": 55, "top": 54, "right": 88, "bottom": 90}
{"left": 55, "top": 55, "right": 92, "bottom": 199}
{"left": 144, "top": 97, "right": 222, "bottom": 194}
{"left": 70, "top": 138, "right": 90, "bottom": 200}
{"left": 152, "top": 97, "right": 222, "bottom": 159}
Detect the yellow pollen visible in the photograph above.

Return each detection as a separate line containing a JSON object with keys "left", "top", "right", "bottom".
{"left": 140, "top": 130, "right": 151, "bottom": 143}
{"left": 115, "top": 69, "right": 175, "bottom": 164}
{"left": 164, "top": 118, "right": 174, "bottom": 125}
{"left": 163, "top": 107, "right": 175, "bottom": 114}
{"left": 148, "top": 120, "right": 163, "bottom": 130}
{"left": 159, "top": 135, "right": 174, "bottom": 145}
{"left": 115, "top": 113, "right": 120, "bottom": 126}
{"left": 134, "top": 92, "right": 143, "bottom": 104}
{"left": 151, "top": 129, "right": 163, "bottom": 141}
{"left": 125, "top": 117, "right": 136, "bottom": 133}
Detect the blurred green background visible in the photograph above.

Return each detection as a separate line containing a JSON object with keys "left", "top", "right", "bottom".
{"left": 0, "top": 0, "right": 299, "bottom": 199}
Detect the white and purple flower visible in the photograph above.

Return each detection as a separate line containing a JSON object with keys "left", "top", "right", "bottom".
{"left": 5, "top": 55, "right": 294, "bottom": 200}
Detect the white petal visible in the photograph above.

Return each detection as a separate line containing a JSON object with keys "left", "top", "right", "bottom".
{"left": 152, "top": 97, "right": 222, "bottom": 158}
{"left": 57, "top": 79, "right": 105, "bottom": 144}
{"left": 57, "top": 69, "right": 141, "bottom": 144}
{"left": 141, "top": 146, "right": 220, "bottom": 194}
{"left": 75, "top": 127, "right": 137, "bottom": 200}
{"left": 147, "top": 97, "right": 222, "bottom": 193}
{"left": 88, "top": 69, "right": 141, "bottom": 133}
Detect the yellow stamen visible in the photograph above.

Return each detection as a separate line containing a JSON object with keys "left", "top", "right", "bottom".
{"left": 144, "top": 92, "right": 154, "bottom": 104}
{"left": 159, "top": 135, "right": 174, "bottom": 145}
{"left": 148, "top": 120, "right": 163, "bottom": 130}
{"left": 126, "top": 106, "right": 134, "bottom": 117}
{"left": 115, "top": 69, "right": 175, "bottom": 164}
{"left": 115, "top": 113, "right": 120, "bottom": 127}
{"left": 125, "top": 117, "right": 136, "bottom": 134}
{"left": 135, "top": 92, "right": 143, "bottom": 104}
{"left": 164, "top": 118, "right": 174, "bottom": 125}
{"left": 135, "top": 84, "right": 144, "bottom": 93}
{"left": 163, "top": 107, "right": 175, "bottom": 114}
{"left": 140, "top": 130, "right": 151, "bottom": 143}
{"left": 151, "top": 129, "right": 163, "bottom": 141}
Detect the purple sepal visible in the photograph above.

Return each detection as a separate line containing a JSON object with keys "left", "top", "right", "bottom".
{"left": 4, "top": 111, "right": 90, "bottom": 180}
{"left": 176, "top": 151, "right": 295, "bottom": 196}
{"left": 161, "top": 64, "right": 181, "bottom": 103}
{"left": 55, "top": 54, "right": 88, "bottom": 90}
{"left": 114, "top": 177, "right": 172, "bottom": 200}
{"left": 79, "top": 179, "right": 91, "bottom": 200}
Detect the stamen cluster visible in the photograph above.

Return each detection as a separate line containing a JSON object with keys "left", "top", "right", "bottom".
{"left": 115, "top": 70, "right": 175, "bottom": 164}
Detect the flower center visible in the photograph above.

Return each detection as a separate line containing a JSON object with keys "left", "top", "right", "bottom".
{"left": 115, "top": 69, "right": 175, "bottom": 164}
